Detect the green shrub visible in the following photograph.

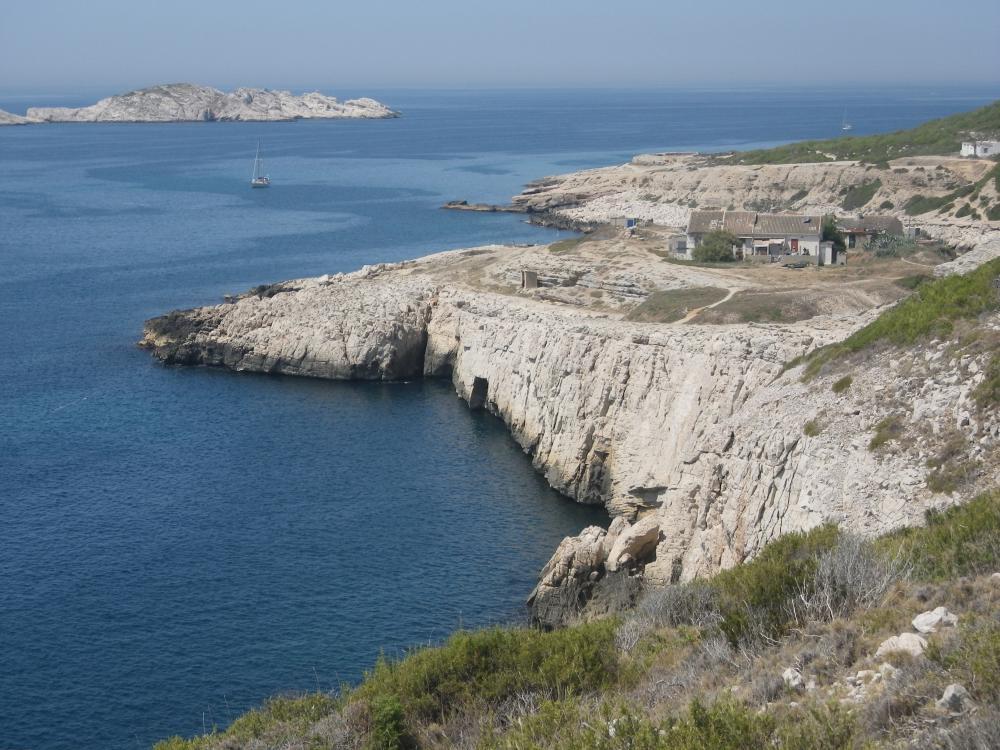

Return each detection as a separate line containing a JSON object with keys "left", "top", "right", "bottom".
{"left": 925, "top": 460, "right": 978, "bottom": 494}
{"left": 832, "top": 375, "right": 853, "bottom": 393}
{"left": 692, "top": 231, "right": 738, "bottom": 263}
{"left": 877, "top": 489, "right": 1000, "bottom": 580}
{"left": 355, "top": 620, "right": 619, "bottom": 725}
{"left": 491, "top": 698, "right": 857, "bottom": 750}
{"left": 366, "top": 695, "right": 411, "bottom": 750}
{"left": 799, "top": 258, "right": 1000, "bottom": 381}
{"left": 869, "top": 414, "right": 904, "bottom": 450}
{"left": 804, "top": 419, "right": 823, "bottom": 437}
{"left": 879, "top": 200, "right": 895, "bottom": 210}
{"left": 716, "top": 100, "right": 1000, "bottom": 165}
{"left": 928, "top": 620, "right": 1000, "bottom": 702}
{"left": 973, "top": 352, "right": 1000, "bottom": 410}
{"left": 153, "top": 693, "right": 340, "bottom": 750}
{"left": 955, "top": 203, "right": 972, "bottom": 218}
{"left": 989, "top": 204, "right": 1000, "bottom": 221}
{"left": 711, "top": 525, "right": 839, "bottom": 646}
{"left": 842, "top": 179, "right": 882, "bottom": 210}
{"left": 789, "top": 189, "right": 809, "bottom": 203}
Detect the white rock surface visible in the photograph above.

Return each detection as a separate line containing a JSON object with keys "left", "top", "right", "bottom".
{"left": 0, "top": 108, "right": 33, "bottom": 125}
{"left": 27, "top": 83, "right": 397, "bottom": 122}
{"left": 140, "top": 235, "right": 1000, "bottom": 611}
{"left": 874, "top": 633, "right": 928, "bottom": 659}
{"left": 605, "top": 516, "right": 661, "bottom": 573}
{"left": 937, "top": 683, "right": 971, "bottom": 712}
{"left": 912, "top": 607, "right": 959, "bottom": 634}
{"left": 782, "top": 667, "right": 804, "bottom": 691}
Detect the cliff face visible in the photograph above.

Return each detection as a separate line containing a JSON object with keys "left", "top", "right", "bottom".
{"left": 26, "top": 83, "right": 398, "bottom": 123}
{"left": 141, "top": 241, "right": 1000, "bottom": 628}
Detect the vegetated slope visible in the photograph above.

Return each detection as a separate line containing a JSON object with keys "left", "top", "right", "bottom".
{"left": 155, "top": 490, "right": 1000, "bottom": 750}
{"left": 718, "top": 99, "right": 1000, "bottom": 165}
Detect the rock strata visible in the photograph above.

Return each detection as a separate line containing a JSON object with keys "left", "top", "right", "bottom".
{"left": 26, "top": 83, "right": 397, "bottom": 123}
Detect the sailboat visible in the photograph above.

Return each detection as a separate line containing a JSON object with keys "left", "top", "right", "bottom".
{"left": 250, "top": 141, "right": 270, "bottom": 188}
{"left": 841, "top": 109, "right": 853, "bottom": 133}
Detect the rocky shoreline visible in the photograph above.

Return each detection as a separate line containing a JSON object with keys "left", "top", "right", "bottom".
{"left": 140, "top": 232, "right": 1000, "bottom": 626}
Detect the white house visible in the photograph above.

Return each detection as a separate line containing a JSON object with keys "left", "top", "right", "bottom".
{"left": 961, "top": 140, "right": 1000, "bottom": 158}
{"left": 685, "top": 210, "right": 822, "bottom": 260}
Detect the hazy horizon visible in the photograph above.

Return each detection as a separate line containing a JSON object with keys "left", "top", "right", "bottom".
{"left": 2, "top": 0, "right": 999, "bottom": 94}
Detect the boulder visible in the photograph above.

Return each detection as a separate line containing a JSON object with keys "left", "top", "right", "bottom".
{"left": 606, "top": 516, "right": 662, "bottom": 573}
{"left": 936, "top": 683, "right": 971, "bottom": 713}
{"left": 527, "top": 526, "right": 609, "bottom": 628}
{"left": 874, "top": 633, "right": 928, "bottom": 659}
{"left": 782, "top": 667, "right": 804, "bottom": 691}
{"left": 912, "top": 606, "right": 958, "bottom": 634}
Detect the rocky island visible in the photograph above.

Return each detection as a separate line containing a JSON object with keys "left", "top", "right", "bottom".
{"left": 0, "top": 108, "right": 33, "bottom": 125}
{"left": 149, "top": 101, "right": 1000, "bottom": 750}
{"left": 18, "top": 83, "right": 397, "bottom": 123}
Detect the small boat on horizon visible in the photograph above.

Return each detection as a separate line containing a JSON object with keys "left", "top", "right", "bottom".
{"left": 250, "top": 141, "right": 270, "bottom": 188}
{"left": 841, "top": 109, "right": 853, "bottom": 132}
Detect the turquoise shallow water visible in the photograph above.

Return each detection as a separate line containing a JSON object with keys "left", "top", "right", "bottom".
{"left": 1, "top": 87, "right": 997, "bottom": 749}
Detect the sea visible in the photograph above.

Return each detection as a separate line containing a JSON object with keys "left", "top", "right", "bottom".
{"left": 1, "top": 86, "right": 997, "bottom": 750}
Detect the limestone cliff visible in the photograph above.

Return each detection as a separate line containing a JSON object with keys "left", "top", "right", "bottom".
{"left": 26, "top": 83, "right": 397, "bottom": 123}
{"left": 141, "top": 238, "right": 1000, "bottom": 627}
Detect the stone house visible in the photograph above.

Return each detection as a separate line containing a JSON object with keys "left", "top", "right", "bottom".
{"left": 836, "top": 215, "right": 904, "bottom": 250}
{"left": 961, "top": 140, "right": 1000, "bottom": 158}
{"left": 685, "top": 210, "right": 822, "bottom": 260}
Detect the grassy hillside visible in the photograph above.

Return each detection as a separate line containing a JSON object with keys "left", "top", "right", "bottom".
{"left": 718, "top": 99, "right": 1000, "bottom": 165}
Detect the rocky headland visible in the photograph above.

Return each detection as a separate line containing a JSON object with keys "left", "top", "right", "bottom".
{"left": 0, "top": 108, "right": 33, "bottom": 125}
{"left": 21, "top": 83, "right": 397, "bottom": 123}
{"left": 142, "top": 227, "right": 1000, "bottom": 630}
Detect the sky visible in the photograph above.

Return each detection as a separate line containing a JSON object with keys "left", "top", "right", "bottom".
{"left": 1, "top": 0, "right": 999, "bottom": 94}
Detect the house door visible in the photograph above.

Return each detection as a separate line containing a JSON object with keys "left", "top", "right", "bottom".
{"left": 790, "top": 239, "right": 799, "bottom": 253}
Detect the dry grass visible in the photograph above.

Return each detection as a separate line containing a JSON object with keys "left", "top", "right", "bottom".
{"left": 624, "top": 286, "right": 729, "bottom": 323}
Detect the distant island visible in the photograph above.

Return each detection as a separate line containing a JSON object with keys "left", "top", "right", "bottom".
{"left": 0, "top": 83, "right": 398, "bottom": 124}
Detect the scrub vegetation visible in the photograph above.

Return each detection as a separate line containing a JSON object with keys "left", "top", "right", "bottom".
{"left": 715, "top": 100, "right": 1000, "bottom": 165}
{"left": 795, "top": 257, "right": 1000, "bottom": 382}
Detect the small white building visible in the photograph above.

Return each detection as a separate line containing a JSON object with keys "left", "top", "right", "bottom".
{"left": 961, "top": 140, "right": 1000, "bottom": 158}
{"left": 685, "top": 210, "right": 822, "bottom": 260}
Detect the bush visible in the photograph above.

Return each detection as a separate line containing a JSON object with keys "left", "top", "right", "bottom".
{"left": 927, "top": 620, "right": 1000, "bottom": 702}
{"left": 799, "top": 257, "right": 1000, "bottom": 380}
{"left": 804, "top": 418, "right": 823, "bottom": 437}
{"left": 869, "top": 414, "right": 905, "bottom": 450}
{"left": 832, "top": 375, "right": 853, "bottom": 393}
{"left": 355, "top": 620, "right": 619, "bottom": 725}
{"left": 877, "top": 489, "right": 1000, "bottom": 580}
{"left": 973, "top": 352, "right": 1000, "bottom": 410}
{"left": 692, "top": 231, "right": 738, "bottom": 263}
{"left": 822, "top": 216, "right": 846, "bottom": 252}
{"left": 791, "top": 534, "right": 909, "bottom": 621}
{"left": 842, "top": 179, "right": 882, "bottom": 210}
{"left": 367, "top": 695, "right": 411, "bottom": 750}
{"left": 711, "top": 525, "right": 840, "bottom": 647}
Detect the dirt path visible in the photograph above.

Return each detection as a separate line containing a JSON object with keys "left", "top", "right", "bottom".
{"left": 679, "top": 286, "right": 738, "bottom": 323}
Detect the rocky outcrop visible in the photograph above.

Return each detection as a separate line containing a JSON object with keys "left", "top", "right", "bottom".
{"left": 26, "top": 83, "right": 397, "bottom": 123}
{"left": 0, "top": 108, "right": 33, "bottom": 125}
{"left": 511, "top": 153, "right": 1000, "bottom": 247}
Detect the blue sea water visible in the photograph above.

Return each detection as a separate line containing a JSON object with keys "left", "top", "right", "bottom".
{"left": 1, "top": 87, "right": 998, "bottom": 750}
